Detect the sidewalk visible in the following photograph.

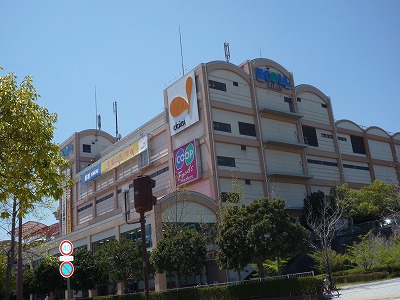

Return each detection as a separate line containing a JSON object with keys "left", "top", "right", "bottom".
{"left": 336, "top": 278, "right": 400, "bottom": 300}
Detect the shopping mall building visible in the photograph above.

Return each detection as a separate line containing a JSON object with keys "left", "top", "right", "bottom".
{"left": 47, "top": 57, "right": 399, "bottom": 294}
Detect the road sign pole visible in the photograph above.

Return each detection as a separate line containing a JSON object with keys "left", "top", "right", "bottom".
{"left": 67, "top": 277, "right": 71, "bottom": 300}
{"left": 140, "top": 211, "right": 150, "bottom": 300}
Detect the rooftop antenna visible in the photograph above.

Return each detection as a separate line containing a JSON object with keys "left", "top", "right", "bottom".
{"left": 95, "top": 86, "right": 98, "bottom": 130}
{"left": 97, "top": 115, "right": 102, "bottom": 131}
{"left": 224, "top": 42, "right": 230, "bottom": 63}
{"left": 94, "top": 86, "right": 99, "bottom": 141}
{"left": 113, "top": 101, "right": 120, "bottom": 141}
{"left": 179, "top": 26, "right": 185, "bottom": 76}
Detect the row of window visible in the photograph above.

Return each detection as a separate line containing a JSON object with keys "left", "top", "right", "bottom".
{"left": 302, "top": 126, "right": 366, "bottom": 154}
{"left": 213, "top": 121, "right": 256, "bottom": 137}
{"left": 209, "top": 79, "right": 240, "bottom": 92}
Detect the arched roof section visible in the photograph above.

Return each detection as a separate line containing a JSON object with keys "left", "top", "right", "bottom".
{"left": 250, "top": 58, "right": 291, "bottom": 79}
{"left": 365, "top": 126, "right": 390, "bottom": 138}
{"left": 392, "top": 132, "right": 400, "bottom": 141}
{"left": 79, "top": 129, "right": 115, "bottom": 142}
{"left": 295, "top": 84, "right": 330, "bottom": 106}
{"left": 205, "top": 60, "right": 251, "bottom": 85}
{"left": 335, "top": 120, "right": 364, "bottom": 133}
{"left": 158, "top": 191, "right": 217, "bottom": 224}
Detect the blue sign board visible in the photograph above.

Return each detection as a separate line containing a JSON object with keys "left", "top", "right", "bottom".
{"left": 81, "top": 164, "right": 101, "bottom": 186}
{"left": 255, "top": 67, "right": 291, "bottom": 90}
{"left": 61, "top": 144, "right": 73, "bottom": 157}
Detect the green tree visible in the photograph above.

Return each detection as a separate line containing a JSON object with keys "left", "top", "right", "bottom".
{"left": 0, "top": 73, "right": 70, "bottom": 299}
{"left": 33, "top": 256, "right": 66, "bottom": 298}
{"left": 347, "top": 231, "right": 380, "bottom": 271}
{"left": 0, "top": 255, "right": 9, "bottom": 298}
{"left": 22, "top": 268, "right": 38, "bottom": 297}
{"left": 344, "top": 180, "right": 400, "bottom": 220}
{"left": 70, "top": 248, "right": 101, "bottom": 294}
{"left": 245, "top": 198, "right": 307, "bottom": 278}
{"left": 216, "top": 205, "right": 251, "bottom": 281}
{"left": 95, "top": 239, "right": 144, "bottom": 293}
{"left": 309, "top": 249, "right": 348, "bottom": 273}
{"left": 303, "top": 190, "right": 345, "bottom": 285}
{"left": 151, "top": 225, "right": 206, "bottom": 288}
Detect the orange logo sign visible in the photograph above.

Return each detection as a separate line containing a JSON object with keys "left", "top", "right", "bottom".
{"left": 169, "top": 76, "right": 193, "bottom": 118}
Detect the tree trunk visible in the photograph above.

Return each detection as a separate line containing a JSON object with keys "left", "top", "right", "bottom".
{"left": 5, "top": 198, "right": 17, "bottom": 300}
{"left": 256, "top": 260, "right": 265, "bottom": 279}
{"left": 17, "top": 214, "right": 23, "bottom": 300}
{"left": 237, "top": 270, "right": 242, "bottom": 281}
{"left": 277, "top": 257, "right": 282, "bottom": 276}
{"left": 324, "top": 247, "right": 333, "bottom": 284}
{"left": 175, "top": 273, "right": 181, "bottom": 288}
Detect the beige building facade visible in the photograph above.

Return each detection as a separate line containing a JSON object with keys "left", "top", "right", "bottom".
{"left": 48, "top": 57, "right": 400, "bottom": 294}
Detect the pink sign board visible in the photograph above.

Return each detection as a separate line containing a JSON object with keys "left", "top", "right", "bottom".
{"left": 173, "top": 139, "right": 201, "bottom": 186}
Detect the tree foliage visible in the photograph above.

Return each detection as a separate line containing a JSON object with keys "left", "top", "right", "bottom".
{"left": 342, "top": 180, "right": 400, "bottom": 220}
{"left": 70, "top": 248, "right": 101, "bottom": 292}
{"left": 216, "top": 205, "right": 251, "bottom": 280}
{"left": 95, "top": 239, "right": 145, "bottom": 293}
{"left": 151, "top": 225, "right": 206, "bottom": 287}
{"left": 0, "top": 73, "right": 70, "bottom": 216}
{"left": 28, "top": 256, "right": 66, "bottom": 296}
{"left": 217, "top": 198, "right": 306, "bottom": 279}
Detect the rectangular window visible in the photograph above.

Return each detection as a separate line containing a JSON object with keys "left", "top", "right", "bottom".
{"left": 95, "top": 193, "right": 114, "bottom": 204}
{"left": 297, "top": 97, "right": 302, "bottom": 102}
{"left": 245, "top": 179, "right": 251, "bottom": 185}
{"left": 238, "top": 122, "right": 256, "bottom": 137}
{"left": 241, "top": 145, "right": 247, "bottom": 151}
{"left": 233, "top": 81, "right": 238, "bottom": 86}
{"left": 284, "top": 97, "right": 294, "bottom": 112}
{"left": 209, "top": 80, "right": 227, "bottom": 92}
{"left": 321, "top": 103, "right": 327, "bottom": 108}
{"left": 321, "top": 133, "right": 333, "bottom": 139}
{"left": 83, "top": 144, "right": 91, "bottom": 153}
{"left": 220, "top": 192, "right": 240, "bottom": 202}
{"left": 302, "top": 126, "right": 319, "bottom": 147}
{"left": 213, "top": 121, "right": 232, "bottom": 133}
{"left": 217, "top": 156, "right": 236, "bottom": 167}
{"left": 307, "top": 159, "right": 338, "bottom": 167}
{"left": 350, "top": 135, "right": 366, "bottom": 154}
{"left": 338, "top": 136, "right": 347, "bottom": 141}
{"left": 343, "top": 164, "right": 369, "bottom": 171}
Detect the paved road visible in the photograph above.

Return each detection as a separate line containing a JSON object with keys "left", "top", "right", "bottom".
{"left": 335, "top": 278, "right": 400, "bottom": 300}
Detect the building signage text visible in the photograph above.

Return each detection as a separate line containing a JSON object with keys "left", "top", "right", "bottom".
{"left": 81, "top": 164, "right": 102, "bottom": 186}
{"left": 173, "top": 139, "right": 201, "bottom": 186}
{"left": 255, "top": 67, "right": 291, "bottom": 91}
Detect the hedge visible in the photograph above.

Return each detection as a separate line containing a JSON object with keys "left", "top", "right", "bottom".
{"left": 87, "top": 277, "right": 322, "bottom": 300}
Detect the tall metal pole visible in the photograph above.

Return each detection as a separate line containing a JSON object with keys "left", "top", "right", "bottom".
{"left": 67, "top": 278, "right": 71, "bottom": 300}
{"left": 140, "top": 211, "right": 150, "bottom": 300}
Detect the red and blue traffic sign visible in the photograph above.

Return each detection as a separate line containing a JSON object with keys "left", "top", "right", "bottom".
{"left": 59, "top": 240, "right": 74, "bottom": 256}
{"left": 59, "top": 261, "right": 74, "bottom": 278}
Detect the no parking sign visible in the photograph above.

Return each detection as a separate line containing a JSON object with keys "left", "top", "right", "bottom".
{"left": 59, "top": 240, "right": 74, "bottom": 278}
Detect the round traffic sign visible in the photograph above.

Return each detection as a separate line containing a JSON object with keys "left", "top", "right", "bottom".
{"left": 59, "top": 261, "right": 74, "bottom": 278}
{"left": 59, "top": 240, "right": 74, "bottom": 256}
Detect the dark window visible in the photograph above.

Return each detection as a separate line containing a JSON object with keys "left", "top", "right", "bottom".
{"left": 121, "top": 224, "right": 152, "bottom": 247}
{"left": 321, "top": 133, "right": 333, "bottom": 139}
{"left": 220, "top": 192, "right": 240, "bottom": 203}
{"left": 217, "top": 156, "right": 236, "bottom": 167}
{"left": 241, "top": 145, "right": 247, "bottom": 151}
{"left": 307, "top": 159, "right": 338, "bottom": 167}
{"left": 245, "top": 179, "right": 251, "bottom": 185}
{"left": 321, "top": 103, "right": 327, "bottom": 108}
{"left": 209, "top": 80, "right": 227, "bottom": 92}
{"left": 297, "top": 97, "right": 302, "bottom": 102}
{"left": 78, "top": 203, "right": 93, "bottom": 213}
{"left": 96, "top": 193, "right": 114, "bottom": 204}
{"left": 213, "top": 121, "right": 232, "bottom": 133}
{"left": 238, "top": 122, "right": 256, "bottom": 137}
{"left": 343, "top": 164, "right": 369, "bottom": 171}
{"left": 284, "top": 97, "right": 294, "bottom": 112}
{"left": 302, "top": 126, "right": 319, "bottom": 147}
{"left": 350, "top": 135, "right": 366, "bottom": 154}
{"left": 150, "top": 166, "right": 169, "bottom": 178}
{"left": 83, "top": 144, "right": 91, "bottom": 153}
{"left": 338, "top": 136, "right": 347, "bottom": 141}
{"left": 233, "top": 81, "right": 238, "bottom": 86}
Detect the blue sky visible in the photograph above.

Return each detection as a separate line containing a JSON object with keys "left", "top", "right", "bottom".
{"left": 1, "top": 0, "right": 400, "bottom": 231}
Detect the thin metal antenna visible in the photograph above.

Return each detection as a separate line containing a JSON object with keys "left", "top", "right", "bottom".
{"left": 259, "top": 49, "right": 262, "bottom": 58}
{"left": 113, "top": 101, "right": 119, "bottom": 141}
{"left": 179, "top": 26, "right": 185, "bottom": 76}
{"left": 224, "top": 42, "right": 230, "bottom": 62}
{"left": 95, "top": 86, "right": 98, "bottom": 130}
